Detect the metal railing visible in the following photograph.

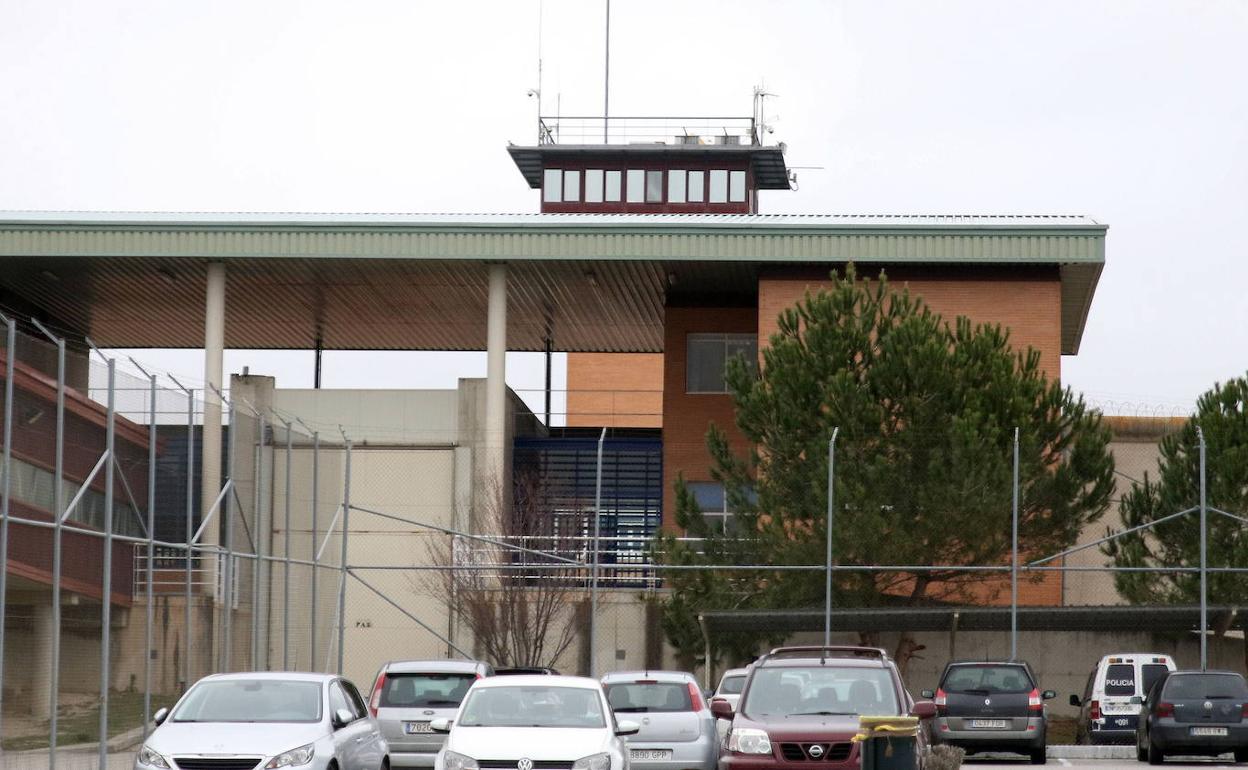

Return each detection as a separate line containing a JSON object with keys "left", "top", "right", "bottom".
{"left": 538, "top": 115, "right": 759, "bottom": 146}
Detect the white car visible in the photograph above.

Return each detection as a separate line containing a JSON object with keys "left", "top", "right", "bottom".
{"left": 432, "top": 675, "right": 639, "bottom": 770}
{"left": 136, "top": 671, "right": 387, "bottom": 770}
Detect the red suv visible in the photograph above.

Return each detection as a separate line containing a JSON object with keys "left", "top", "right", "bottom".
{"left": 712, "top": 646, "right": 937, "bottom": 770}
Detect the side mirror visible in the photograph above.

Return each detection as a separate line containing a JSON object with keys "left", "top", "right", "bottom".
{"left": 616, "top": 720, "right": 641, "bottom": 737}
{"left": 920, "top": 690, "right": 935, "bottom": 700}
{"left": 910, "top": 700, "right": 938, "bottom": 720}
{"left": 1130, "top": 696, "right": 1143, "bottom": 706}
{"left": 704, "top": 690, "right": 714, "bottom": 701}
{"left": 711, "top": 699, "right": 735, "bottom": 720}
{"left": 430, "top": 718, "right": 453, "bottom": 733}
{"left": 1043, "top": 690, "right": 1057, "bottom": 701}
{"left": 333, "top": 708, "right": 355, "bottom": 729}
{"left": 1069, "top": 695, "right": 1082, "bottom": 708}
{"left": 153, "top": 707, "right": 169, "bottom": 726}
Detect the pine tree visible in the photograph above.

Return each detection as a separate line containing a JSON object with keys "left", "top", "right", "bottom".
{"left": 657, "top": 265, "right": 1115, "bottom": 675}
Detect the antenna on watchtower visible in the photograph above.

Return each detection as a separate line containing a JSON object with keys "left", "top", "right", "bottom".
{"left": 527, "top": 0, "right": 544, "bottom": 141}
{"left": 753, "top": 84, "right": 777, "bottom": 144}
{"left": 603, "top": 0, "right": 611, "bottom": 142}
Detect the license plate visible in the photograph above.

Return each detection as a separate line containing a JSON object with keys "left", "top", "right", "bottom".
{"left": 630, "top": 750, "right": 673, "bottom": 761}
{"left": 1190, "top": 727, "right": 1228, "bottom": 737}
{"left": 970, "top": 719, "right": 1009, "bottom": 729}
{"left": 1113, "top": 719, "right": 1130, "bottom": 727}
{"left": 405, "top": 721, "right": 433, "bottom": 734}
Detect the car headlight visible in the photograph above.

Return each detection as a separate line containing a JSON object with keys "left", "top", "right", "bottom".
{"left": 138, "top": 745, "right": 171, "bottom": 769}
{"left": 265, "top": 743, "right": 315, "bottom": 768}
{"left": 572, "top": 753, "right": 611, "bottom": 770}
{"left": 727, "top": 727, "right": 773, "bottom": 755}
{"left": 445, "top": 750, "right": 480, "bottom": 770}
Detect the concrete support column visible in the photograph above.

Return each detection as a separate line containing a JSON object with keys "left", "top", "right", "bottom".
{"left": 202, "top": 262, "right": 226, "bottom": 593}
{"left": 484, "top": 263, "right": 508, "bottom": 500}
{"left": 29, "top": 601, "right": 55, "bottom": 720}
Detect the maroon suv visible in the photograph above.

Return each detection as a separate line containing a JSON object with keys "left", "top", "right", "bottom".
{"left": 712, "top": 646, "right": 937, "bottom": 770}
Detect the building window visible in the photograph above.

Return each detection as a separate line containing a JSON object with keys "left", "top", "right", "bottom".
{"left": 645, "top": 170, "right": 663, "bottom": 203}
{"left": 709, "top": 169, "right": 728, "bottom": 203}
{"left": 543, "top": 169, "right": 562, "bottom": 203}
{"left": 605, "top": 170, "right": 622, "bottom": 201}
{"left": 687, "top": 170, "right": 704, "bottom": 203}
{"left": 626, "top": 169, "right": 644, "bottom": 203}
{"left": 668, "top": 170, "right": 686, "bottom": 203}
{"left": 686, "top": 481, "right": 754, "bottom": 534}
{"left": 686, "top": 332, "right": 758, "bottom": 394}
{"left": 563, "top": 170, "right": 581, "bottom": 202}
{"left": 585, "top": 169, "right": 604, "bottom": 203}
{"left": 729, "top": 170, "right": 746, "bottom": 203}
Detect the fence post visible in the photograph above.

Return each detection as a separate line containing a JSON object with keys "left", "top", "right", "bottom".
{"left": 143, "top": 370, "right": 158, "bottom": 736}
{"left": 1011, "top": 426, "right": 1020, "bottom": 661}
{"left": 310, "top": 429, "right": 319, "bottom": 671}
{"left": 168, "top": 377, "right": 195, "bottom": 690}
{"left": 590, "top": 427, "right": 606, "bottom": 677}
{"left": 98, "top": 353, "right": 116, "bottom": 770}
{"left": 222, "top": 398, "right": 236, "bottom": 671}
{"left": 282, "top": 419, "right": 292, "bottom": 670}
{"left": 825, "top": 427, "right": 838, "bottom": 647}
{"left": 337, "top": 435, "right": 352, "bottom": 675}
{"left": 0, "top": 314, "right": 15, "bottom": 763}
{"left": 1198, "top": 425, "right": 1208, "bottom": 670}
{"left": 251, "top": 414, "right": 266, "bottom": 670}
{"left": 33, "top": 319, "right": 66, "bottom": 769}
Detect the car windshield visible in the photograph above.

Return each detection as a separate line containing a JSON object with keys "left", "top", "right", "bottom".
{"left": 172, "top": 679, "right": 322, "bottom": 723}
{"left": 1164, "top": 674, "right": 1248, "bottom": 700}
{"left": 380, "top": 673, "right": 475, "bottom": 708}
{"left": 606, "top": 682, "right": 691, "bottom": 713}
{"left": 743, "top": 666, "right": 899, "bottom": 718}
{"left": 720, "top": 675, "right": 746, "bottom": 695}
{"left": 459, "top": 686, "right": 606, "bottom": 728}
{"left": 942, "top": 665, "right": 1033, "bottom": 694}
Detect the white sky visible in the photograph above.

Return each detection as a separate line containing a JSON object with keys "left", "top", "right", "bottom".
{"left": 2, "top": 0, "right": 1246, "bottom": 417}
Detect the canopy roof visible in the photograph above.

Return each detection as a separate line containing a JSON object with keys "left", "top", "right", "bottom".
{"left": 0, "top": 212, "right": 1105, "bottom": 352}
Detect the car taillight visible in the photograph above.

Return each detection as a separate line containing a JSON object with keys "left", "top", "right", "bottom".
{"left": 935, "top": 688, "right": 947, "bottom": 715}
{"left": 1028, "top": 688, "right": 1043, "bottom": 711}
{"left": 1157, "top": 702, "right": 1174, "bottom": 718}
{"left": 688, "top": 682, "right": 705, "bottom": 711}
{"left": 368, "top": 672, "right": 386, "bottom": 717}
{"left": 1090, "top": 700, "right": 1101, "bottom": 720}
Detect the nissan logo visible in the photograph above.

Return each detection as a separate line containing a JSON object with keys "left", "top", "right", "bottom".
{"left": 518, "top": 759, "right": 534, "bottom": 770}
{"left": 808, "top": 745, "right": 825, "bottom": 759}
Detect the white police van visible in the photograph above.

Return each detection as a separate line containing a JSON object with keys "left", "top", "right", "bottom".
{"left": 1070, "top": 653, "right": 1176, "bottom": 744}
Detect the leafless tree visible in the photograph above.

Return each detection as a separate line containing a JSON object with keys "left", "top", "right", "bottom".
{"left": 418, "top": 473, "right": 589, "bottom": 669}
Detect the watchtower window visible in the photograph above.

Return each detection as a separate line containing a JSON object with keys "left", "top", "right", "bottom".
{"left": 626, "top": 169, "right": 645, "bottom": 203}
{"left": 668, "top": 170, "right": 686, "bottom": 203}
{"left": 543, "top": 168, "right": 562, "bottom": 203}
{"left": 585, "top": 169, "right": 604, "bottom": 203}
{"left": 605, "top": 170, "right": 622, "bottom": 202}
{"left": 688, "top": 171, "right": 704, "bottom": 202}
{"left": 645, "top": 170, "right": 663, "bottom": 203}
{"left": 563, "top": 170, "right": 581, "bottom": 202}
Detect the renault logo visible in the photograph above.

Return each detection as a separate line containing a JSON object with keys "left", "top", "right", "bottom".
{"left": 1204, "top": 701, "right": 1214, "bottom": 711}
{"left": 518, "top": 759, "right": 534, "bottom": 770}
{"left": 808, "top": 745, "right": 825, "bottom": 759}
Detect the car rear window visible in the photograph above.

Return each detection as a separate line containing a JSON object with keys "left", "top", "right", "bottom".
{"left": 1104, "top": 664, "right": 1136, "bottom": 696}
{"left": 719, "top": 675, "right": 746, "bottom": 695}
{"left": 1142, "top": 664, "right": 1169, "bottom": 696}
{"left": 606, "top": 682, "right": 692, "bottom": 712}
{"left": 1163, "top": 673, "right": 1248, "bottom": 701}
{"left": 941, "top": 665, "right": 1034, "bottom": 694}
{"left": 379, "top": 673, "right": 475, "bottom": 708}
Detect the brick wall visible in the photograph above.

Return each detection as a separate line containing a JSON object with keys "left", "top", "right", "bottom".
{"left": 565, "top": 352, "right": 664, "bottom": 428}
{"left": 661, "top": 305, "right": 758, "bottom": 529}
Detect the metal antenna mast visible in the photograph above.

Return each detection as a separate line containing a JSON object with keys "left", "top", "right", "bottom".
{"left": 603, "top": 0, "right": 610, "bottom": 142}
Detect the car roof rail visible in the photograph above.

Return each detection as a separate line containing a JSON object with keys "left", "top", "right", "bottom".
{"left": 759, "top": 646, "right": 891, "bottom": 664}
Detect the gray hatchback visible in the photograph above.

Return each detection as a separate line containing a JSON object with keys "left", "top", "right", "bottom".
{"left": 368, "top": 659, "right": 492, "bottom": 768}
{"left": 601, "top": 670, "right": 718, "bottom": 770}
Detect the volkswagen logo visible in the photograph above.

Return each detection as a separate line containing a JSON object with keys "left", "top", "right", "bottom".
{"left": 808, "top": 745, "right": 825, "bottom": 759}
{"left": 984, "top": 698, "right": 992, "bottom": 706}
{"left": 518, "top": 759, "right": 534, "bottom": 770}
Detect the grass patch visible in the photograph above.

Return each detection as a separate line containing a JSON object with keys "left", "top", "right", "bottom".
{"left": 2, "top": 691, "right": 163, "bottom": 752}
{"left": 1047, "top": 716, "right": 1079, "bottom": 745}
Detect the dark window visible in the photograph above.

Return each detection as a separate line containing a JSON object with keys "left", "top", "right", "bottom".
{"left": 743, "top": 666, "right": 899, "bottom": 717}
{"left": 1163, "top": 673, "right": 1248, "bottom": 700}
{"left": 343, "top": 680, "right": 369, "bottom": 719}
{"left": 329, "top": 681, "right": 354, "bottom": 721}
{"left": 1104, "top": 664, "right": 1136, "bottom": 696}
{"left": 1142, "top": 665, "right": 1169, "bottom": 697}
{"left": 686, "top": 333, "right": 757, "bottom": 394}
{"left": 379, "top": 673, "right": 476, "bottom": 708}
{"left": 719, "top": 675, "right": 746, "bottom": 695}
{"left": 606, "top": 682, "right": 692, "bottom": 713}
{"left": 941, "top": 665, "right": 1034, "bottom": 694}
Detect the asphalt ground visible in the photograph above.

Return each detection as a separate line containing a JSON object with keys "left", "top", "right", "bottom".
{"left": 967, "top": 758, "right": 1244, "bottom": 770}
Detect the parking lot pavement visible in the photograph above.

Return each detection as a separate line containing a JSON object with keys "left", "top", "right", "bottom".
{"left": 1, "top": 751, "right": 137, "bottom": 770}
{"left": 966, "top": 758, "right": 1243, "bottom": 770}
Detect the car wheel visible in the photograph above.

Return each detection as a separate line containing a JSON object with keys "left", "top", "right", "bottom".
{"left": 1147, "top": 738, "right": 1164, "bottom": 765}
{"left": 1234, "top": 748, "right": 1248, "bottom": 764}
{"left": 1030, "top": 748, "right": 1046, "bottom": 765}
{"left": 1137, "top": 740, "right": 1147, "bottom": 763}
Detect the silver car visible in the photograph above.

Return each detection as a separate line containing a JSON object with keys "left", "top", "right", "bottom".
{"left": 136, "top": 671, "right": 386, "bottom": 770}
{"left": 368, "top": 659, "right": 492, "bottom": 768}
{"left": 711, "top": 668, "right": 749, "bottom": 712}
{"left": 601, "top": 671, "right": 718, "bottom": 770}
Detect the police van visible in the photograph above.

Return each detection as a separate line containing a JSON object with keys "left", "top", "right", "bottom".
{"left": 1070, "top": 653, "right": 1177, "bottom": 744}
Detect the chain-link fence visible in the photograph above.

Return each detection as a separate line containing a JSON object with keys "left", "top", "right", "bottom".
{"left": 2, "top": 314, "right": 1246, "bottom": 767}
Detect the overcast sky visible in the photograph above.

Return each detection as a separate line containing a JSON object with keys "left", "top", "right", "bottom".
{"left": 2, "top": 0, "right": 1245, "bottom": 418}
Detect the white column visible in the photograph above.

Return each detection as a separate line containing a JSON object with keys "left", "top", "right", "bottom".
{"left": 30, "top": 601, "right": 55, "bottom": 720}
{"left": 485, "top": 263, "right": 508, "bottom": 493}
{"left": 202, "top": 262, "right": 226, "bottom": 573}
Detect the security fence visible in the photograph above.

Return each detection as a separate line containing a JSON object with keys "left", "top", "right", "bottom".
{"left": 2, "top": 312, "right": 1246, "bottom": 769}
